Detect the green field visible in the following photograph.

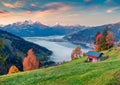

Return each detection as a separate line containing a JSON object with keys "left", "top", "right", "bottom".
{"left": 1, "top": 48, "right": 120, "bottom": 85}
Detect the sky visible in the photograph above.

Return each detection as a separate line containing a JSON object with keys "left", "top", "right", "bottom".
{"left": 0, "top": 0, "right": 120, "bottom": 26}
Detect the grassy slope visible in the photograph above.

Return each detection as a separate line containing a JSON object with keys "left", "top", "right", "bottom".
{"left": 1, "top": 48, "right": 120, "bottom": 85}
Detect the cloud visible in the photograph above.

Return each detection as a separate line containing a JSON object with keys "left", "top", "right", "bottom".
{"left": 0, "top": 9, "right": 11, "bottom": 18}
{"left": 0, "top": 10, "right": 9, "bottom": 14}
{"left": 106, "top": 0, "right": 111, "bottom": 3}
{"left": 84, "top": 0, "right": 92, "bottom": 3}
{"left": 2, "top": 1, "right": 24, "bottom": 8}
{"left": 22, "top": 2, "right": 72, "bottom": 13}
{"left": 90, "top": 6, "right": 99, "bottom": 11}
{"left": 30, "top": 3, "right": 36, "bottom": 7}
{"left": 33, "top": 3, "right": 73, "bottom": 17}
{"left": 25, "top": 10, "right": 32, "bottom": 14}
{"left": 106, "top": 7, "right": 120, "bottom": 13}
{"left": 67, "top": 14, "right": 80, "bottom": 17}
{"left": 43, "top": 2, "right": 72, "bottom": 12}
{"left": 107, "top": 9, "right": 113, "bottom": 13}
{"left": 80, "top": 6, "right": 99, "bottom": 13}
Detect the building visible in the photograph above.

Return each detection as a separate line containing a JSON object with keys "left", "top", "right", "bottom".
{"left": 87, "top": 51, "right": 103, "bottom": 62}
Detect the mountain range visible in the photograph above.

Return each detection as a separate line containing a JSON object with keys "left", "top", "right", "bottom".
{"left": 64, "top": 22, "right": 120, "bottom": 44}
{"left": 0, "top": 21, "right": 86, "bottom": 37}
{"left": 1, "top": 21, "right": 120, "bottom": 45}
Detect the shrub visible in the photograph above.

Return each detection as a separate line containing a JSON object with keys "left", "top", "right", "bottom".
{"left": 8, "top": 65, "right": 19, "bottom": 74}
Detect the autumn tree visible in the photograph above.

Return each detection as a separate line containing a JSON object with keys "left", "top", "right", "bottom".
{"left": 71, "top": 45, "right": 83, "bottom": 60}
{"left": 94, "top": 32, "right": 102, "bottom": 52}
{"left": 106, "top": 31, "right": 114, "bottom": 49}
{"left": 8, "top": 65, "right": 19, "bottom": 74}
{"left": 94, "top": 26, "right": 114, "bottom": 51}
{"left": 118, "top": 40, "right": 120, "bottom": 47}
{"left": 99, "top": 28, "right": 114, "bottom": 50}
{"left": 23, "top": 48, "right": 39, "bottom": 71}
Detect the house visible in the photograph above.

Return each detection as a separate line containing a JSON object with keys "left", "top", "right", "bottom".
{"left": 87, "top": 51, "right": 103, "bottom": 62}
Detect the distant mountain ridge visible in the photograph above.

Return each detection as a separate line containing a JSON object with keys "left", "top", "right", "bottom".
{"left": 64, "top": 22, "right": 120, "bottom": 44}
{"left": 0, "top": 29, "right": 52, "bottom": 75}
{"left": 0, "top": 21, "right": 86, "bottom": 37}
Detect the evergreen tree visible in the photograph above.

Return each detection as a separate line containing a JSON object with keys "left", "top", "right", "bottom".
{"left": 0, "top": 39, "right": 4, "bottom": 48}
{"left": 0, "top": 39, "right": 6, "bottom": 65}
{"left": 99, "top": 27, "right": 114, "bottom": 50}
{"left": 99, "top": 35, "right": 107, "bottom": 50}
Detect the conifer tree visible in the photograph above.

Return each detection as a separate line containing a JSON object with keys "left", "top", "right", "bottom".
{"left": 0, "top": 39, "right": 6, "bottom": 65}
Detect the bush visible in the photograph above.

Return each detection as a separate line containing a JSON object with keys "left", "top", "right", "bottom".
{"left": 8, "top": 65, "right": 19, "bottom": 74}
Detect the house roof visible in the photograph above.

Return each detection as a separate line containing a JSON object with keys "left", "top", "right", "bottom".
{"left": 87, "top": 51, "right": 103, "bottom": 58}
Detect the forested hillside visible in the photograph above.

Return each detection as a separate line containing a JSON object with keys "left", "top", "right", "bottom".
{"left": 65, "top": 22, "right": 120, "bottom": 43}
{"left": 0, "top": 29, "right": 52, "bottom": 75}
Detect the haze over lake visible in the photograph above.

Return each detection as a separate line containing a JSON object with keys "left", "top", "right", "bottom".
{"left": 24, "top": 36, "right": 91, "bottom": 63}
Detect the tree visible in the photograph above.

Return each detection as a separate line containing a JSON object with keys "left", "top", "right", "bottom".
{"left": 0, "top": 39, "right": 6, "bottom": 65}
{"left": 71, "top": 45, "right": 83, "bottom": 60}
{"left": 99, "top": 28, "right": 114, "bottom": 50}
{"left": 8, "top": 65, "right": 19, "bottom": 74}
{"left": 0, "top": 39, "right": 4, "bottom": 48}
{"left": 94, "top": 27, "right": 114, "bottom": 51}
{"left": 99, "top": 35, "right": 107, "bottom": 51}
{"left": 118, "top": 40, "right": 120, "bottom": 47}
{"left": 106, "top": 31, "right": 114, "bottom": 49}
{"left": 94, "top": 32, "right": 102, "bottom": 52}
{"left": 23, "top": 48, "right": 39, "bottom": 71}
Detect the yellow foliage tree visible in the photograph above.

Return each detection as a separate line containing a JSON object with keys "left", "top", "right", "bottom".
{"left": 71, "top": 45, "right": 83, "bottom": 60}
{"left": 8, "top": 65, "right": 19, "bottom": 74}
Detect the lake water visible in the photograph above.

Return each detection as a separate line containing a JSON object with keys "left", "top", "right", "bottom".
{"left": 24, "top": 36, "right": 91, "bottom": 63}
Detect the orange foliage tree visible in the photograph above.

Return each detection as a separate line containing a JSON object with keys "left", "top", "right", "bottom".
{"left": 94, "top": 32, "right": 102, "bottom": 52}
{"left": 71, "top": 45, "right": 83, "bottom": 60}
{"left": 23, "top": 48, "right": 39, "bottom": 71}
{"left": 94, "top": 28, "right": 114, "bottom": 51}
{"left": 106, "top": 31, "right": 114, "bottom": 49}
{"left": 8, "top": 65, "right": 19, "bottom": 74}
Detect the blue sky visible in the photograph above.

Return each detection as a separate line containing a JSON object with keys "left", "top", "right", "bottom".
{"left": 0, "top": 0, "right": 120, "bottom": 26}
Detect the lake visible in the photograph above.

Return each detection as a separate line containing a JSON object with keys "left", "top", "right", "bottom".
{"left": 24, "top": 36, "right": 91, "bottom": 63}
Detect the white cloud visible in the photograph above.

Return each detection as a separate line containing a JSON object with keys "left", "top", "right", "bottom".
{"left": 2, "top": 1, "right": 24, "bottom": 8}
{"left": 106, "top": 7, "right": 120, "bottom": 13}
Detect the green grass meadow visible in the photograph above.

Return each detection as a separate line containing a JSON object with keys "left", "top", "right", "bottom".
{"left": 1, "top": 48, "right": 120, "bottom": 85}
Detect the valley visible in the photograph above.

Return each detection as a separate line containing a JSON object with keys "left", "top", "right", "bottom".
{"left": 24, "top": 36, "right": 91, "bottom": 63}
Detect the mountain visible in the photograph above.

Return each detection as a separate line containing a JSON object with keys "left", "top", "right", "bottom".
{"left": 0, "top": 21, "right": 86, "bottom": 37}
{"left": 0, "top": 48, "right": 120, "bottom": 85}
{"left": 64, "top": 22, "right": 120, "bottom": 44}
{"left": 0, "top": 29, "right": 52, "bottom": 75}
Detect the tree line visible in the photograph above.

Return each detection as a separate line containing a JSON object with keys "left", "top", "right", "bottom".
{"left": 8, "top": 49, "right": 39, "bottom": 74}
{"left": 94, "top": 27, "right": 114, "bottom": 52}
{"left": 71, "top": 26, "right": 115, "bottom": 61}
